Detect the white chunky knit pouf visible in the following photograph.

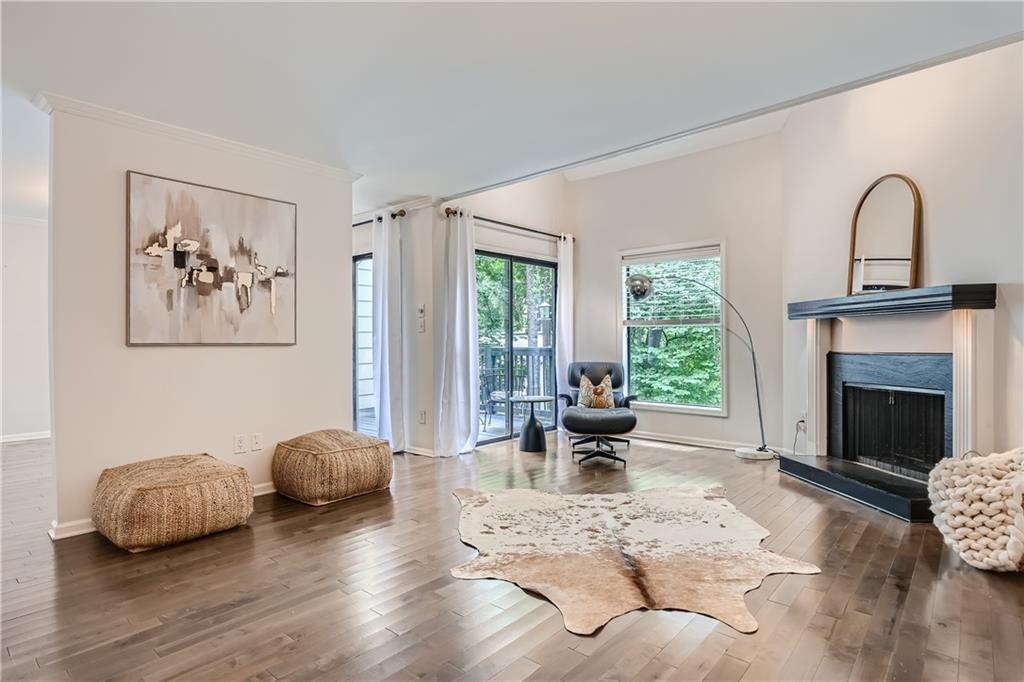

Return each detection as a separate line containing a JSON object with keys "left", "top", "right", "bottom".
{"left": 928, "top": 448, "right": 1024, "bottom": 571}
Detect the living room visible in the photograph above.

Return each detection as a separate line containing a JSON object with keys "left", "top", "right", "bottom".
{"left": 2, "top": 3, "right": 1022, "bottom": 681}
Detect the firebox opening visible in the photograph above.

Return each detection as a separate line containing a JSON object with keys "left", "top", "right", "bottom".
{"left": 842, "top": 383, "right": 945, "bottom": 481}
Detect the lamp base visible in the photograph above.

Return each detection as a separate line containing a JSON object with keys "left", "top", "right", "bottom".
{"left": 735, "top": 446, "right": 775, "bottom": 461}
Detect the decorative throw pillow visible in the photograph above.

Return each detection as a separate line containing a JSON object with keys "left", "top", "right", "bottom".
{"left": 579, "top": 374, "right": 616, "bottom": 409}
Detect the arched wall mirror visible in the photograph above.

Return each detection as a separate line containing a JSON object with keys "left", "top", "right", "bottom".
{"left": 847, "top": 173, "right": 922, "bottom": 295}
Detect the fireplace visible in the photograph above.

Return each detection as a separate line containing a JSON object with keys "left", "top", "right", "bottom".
{"left": 842, "top": 383, "right": 945, "bottom": 480}
{"left": 828, "top": 353, "right": 953, "bottom": 479}
{"left": 780, "top": 352, "right": 953, "bottom": 522}
{"left": 782, "top": 284, "right": 996, "bottom": 522}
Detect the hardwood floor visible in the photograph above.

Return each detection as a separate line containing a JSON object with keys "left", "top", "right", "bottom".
{"left": 2, "top": 435, "right": 1022, "bottom": 681}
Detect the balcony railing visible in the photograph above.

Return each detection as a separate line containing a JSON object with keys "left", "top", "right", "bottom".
{"left": 480, "top": 344, "right": 556, "bottom": 440}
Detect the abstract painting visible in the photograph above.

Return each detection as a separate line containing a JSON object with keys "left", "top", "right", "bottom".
{"left": 127, "top": 171, "right": 296, "bottom": 345}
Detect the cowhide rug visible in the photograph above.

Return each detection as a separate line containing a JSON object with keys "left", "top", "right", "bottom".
{"left": 451, "top": 486, "right": 819, "bottom": 635}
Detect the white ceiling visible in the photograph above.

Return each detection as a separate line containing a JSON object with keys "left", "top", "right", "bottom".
{"left": 3, "top": 2, "right": 1021, "bottom": 217}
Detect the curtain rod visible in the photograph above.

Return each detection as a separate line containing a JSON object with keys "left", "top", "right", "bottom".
{"left": 443, "top": 207, "right": 559, "bottom": 241}
{"left": 352, "top": 209, "right": 407, "bottom": 228}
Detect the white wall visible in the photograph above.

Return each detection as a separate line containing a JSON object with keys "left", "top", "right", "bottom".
{"left": 2, "top": 215, "right": 51, "bottom": 439}
{"left": 402, "top": 205, "right": 438, "bottom": 454}
{"left": 47, "top": 98, "right": 353, "bottom": 529}
{"left": 565, "top": 135, "right": 786, "bottom": 449}
{"left": 781, "top": 42, "right": 1024, "bottom": 452}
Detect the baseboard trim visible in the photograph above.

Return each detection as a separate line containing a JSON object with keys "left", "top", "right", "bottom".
{"left": 253, "top": 482, "right": 277, "bottom": 497}
{"left": 631, "top": 430, "right": 783, "bottom": 454}
{"left": 48, "top": 518, "right": 96, "bottom": 541}
{"left": 51, "top": 483, "right": 278, "bottom": 541}
{"left": 2, "top": 430, "right": 51, "bottom": 444}
{"left": 402, "top": 446, "right": 436, "bottom": 457}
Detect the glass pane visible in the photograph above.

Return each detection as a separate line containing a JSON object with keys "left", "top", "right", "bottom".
{"left": 476, "top": 254, "right": 511, "bottom": 441}
{"left": 510, "top": 261, "right": 557, "bottom": 434}
{"left": 624, "top": 256, "right": 721, "bottom": 323}
{"left": 353, "top": 257, "right": 376, "bottom": 434}
{"left": 627, "top": 324, "right": 722, "bottom": 408}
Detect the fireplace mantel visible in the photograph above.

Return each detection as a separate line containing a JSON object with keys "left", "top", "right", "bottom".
{"left": 787, "top": 283, "right": 996, "bottom": 320}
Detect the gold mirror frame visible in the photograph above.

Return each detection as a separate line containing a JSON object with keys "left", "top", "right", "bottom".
{"left": 846, "top": 173, "right": 922, "bottom": 296}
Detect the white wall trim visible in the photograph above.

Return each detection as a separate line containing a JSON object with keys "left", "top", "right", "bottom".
{"left": 32, "top": 91, "right": 358, "bottom": 183}
{"left": 402, "top": 446, "right": 437, "bottom": 457}
{"left": 952, "top": 309, "right": 977, "bottom": 456}
{"left": 51, "top": 485, "right": 276, "bottom": 540}
{"left": 632, "top": 401, "right": 726, "bottom": 418}
{"left": 805, "top": 319, "right": 831, "bottom": 456}
{"left": 48, "top": 518, "right": 95, "bottom": 541}
{"left": 253, "top": 481, "right": 277, "bottom": 497}
{"left": 631, "top": 429, "right": 781, "bottom": 454}
{"left": 1, "top": 431, "right": 51, "bottom": 444}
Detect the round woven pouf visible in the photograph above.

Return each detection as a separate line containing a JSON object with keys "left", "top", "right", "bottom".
{"left": 928, "top": 447, "right": 1024, "bottom": 572}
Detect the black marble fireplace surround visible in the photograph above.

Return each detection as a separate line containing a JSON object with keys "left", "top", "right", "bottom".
{"left": 829, "top": 352, "right": 952, "bottom": 480}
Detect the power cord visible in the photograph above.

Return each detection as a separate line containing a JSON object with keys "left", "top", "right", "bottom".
{"left": 792, "top": 418, "right": 806, "bottom": 457}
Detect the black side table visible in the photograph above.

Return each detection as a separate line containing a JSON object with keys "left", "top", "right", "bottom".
{"left": 510, "top": 396, "right": 554, "bottom": 453}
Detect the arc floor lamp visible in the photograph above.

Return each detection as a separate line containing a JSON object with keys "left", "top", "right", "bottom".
{"left": 625, "top": 274, "right": 774, "bottom": 461}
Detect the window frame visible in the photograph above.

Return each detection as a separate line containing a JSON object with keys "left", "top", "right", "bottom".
{"left": 617, "top": 239, "right": 729, "bottom": 418}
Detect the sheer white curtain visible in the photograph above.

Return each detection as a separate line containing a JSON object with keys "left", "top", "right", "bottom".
{"left": 555, "top": 234, "right": 575, "bottom": 423}
{"left": 371, "top": 211, "right": 406, "bottom": 452}
{"left": 435, "top": 209, "right": 479, "bottom": 456}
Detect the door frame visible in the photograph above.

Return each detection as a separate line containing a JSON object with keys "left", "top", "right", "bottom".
{"left": 475, "top": 250, "right": 559, "bottom": 446}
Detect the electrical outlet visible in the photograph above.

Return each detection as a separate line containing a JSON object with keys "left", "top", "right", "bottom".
{"left": 251, "top": 433, "right": 263, "bottom": 451}
{"left": 418, "top": 410, "right": 427, "bottom": 425}
{"left": 233, "top": 434, "right": 250, "bottom": 454}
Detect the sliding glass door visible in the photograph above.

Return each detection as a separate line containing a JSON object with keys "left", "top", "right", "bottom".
{"left": 476, "top": 252, "right": 557, "bottom": 445}
{"left": 352, "top": 255, "right": 376, "bottom": 435}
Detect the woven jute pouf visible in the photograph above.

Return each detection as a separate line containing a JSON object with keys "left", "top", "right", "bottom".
{"left": 272, "top": 428, "right": 393, "bottom": 506}
{"left": 928, "top": 447, "right": 1024, "bottom": 571}
{"left": 92, "top": 454, "right": 254, "bottom": 553}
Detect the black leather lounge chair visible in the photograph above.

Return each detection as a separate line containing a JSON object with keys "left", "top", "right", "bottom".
{"left": 558, "top": 361, "right": 638, "bottom": 467}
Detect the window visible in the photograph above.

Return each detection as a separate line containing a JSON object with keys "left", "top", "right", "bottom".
{"left": 352, "top": 255, "right": 376, "bottom": 434}
{"left": 621, "top": 243, "right": 724, "bottom": 413}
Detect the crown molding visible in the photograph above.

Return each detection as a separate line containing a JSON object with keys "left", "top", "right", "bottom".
{"left": 352, "top": 196, "right": 437, "bottom": 225}
{"left": 32, "top": 92, "right": 359, "bottom": 183}
{"left": 393, "top": 196, "right": 439, "bottom": 213}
